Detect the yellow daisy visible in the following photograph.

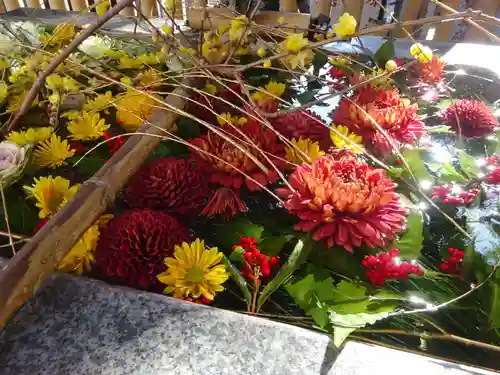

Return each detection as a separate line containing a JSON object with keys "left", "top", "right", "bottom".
{"left": 251, "top": 81, "right": 286, "bottom": 104}
{"left": 6, "top": 127, "right": 53, "bottom": 146}
{"left": 83, "top": 91, "right": 114, "bottom": 113}
{"left": 330, "top": 124, "right": 364, "bottom": 152}
{"left": 286, "top": 138, "right": 324, "bottom": 164}
{"left": 116, "top": 90, "right": 157, "bottom": 132}
{"left": 34, "top": 134, "right": 75, "bottom": 169}
{"left": 157, "top": 238, "right": 229, "bottom": 300}
{"left": 24, "top": 175, "right": 80, "bottom": 218}
{"left": 67, "top": 112, "right": 110, "bottom": 141}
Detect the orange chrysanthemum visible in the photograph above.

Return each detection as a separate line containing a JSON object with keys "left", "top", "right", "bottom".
{"left": 413, "top": 56, "right": 446, "bottom": 86}
{"left": 277, "top": 155, "right": 408, "bottom": 252}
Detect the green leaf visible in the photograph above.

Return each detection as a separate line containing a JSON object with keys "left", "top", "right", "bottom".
{"left": 229, "top": 246, "right": 245, "bottom": 263}
{"left": 402, "top": 148, "right": 431, "bottom": 181}
{"left": 221, "top": 255, "right": 252, "bottom": 309}
{"left": 333, "top": 327, "right": 356, "bottom": 348}
{"left": 388, "top": 167, "right": 404, "bottom": 179}
{"left": 457, "top": 150, "right": 480, "bottom": 179}
{"left": 489, "top": 278, "right": 500, "bottom": 329}
{"left": 330, "top": 310, "right": 391, "bottom": 347}
{"left": 72, "top": 154, "right": 107, "bottom": 179}
{"left": 176, "top": 117, "right": 201, "bottom": 139}
{"left": 439, "top": 162, "right": 467, "bottom": 183}
{"left": 214, "top": 218, "right": 264, "bottom": 251}
{"left": 310, "top": 306, "right": 330, "bottom": 328}
{"left": 259, "top": 235, "right": 289, "bottom": 256}
{"left": 427, "top": 125, "right": 453, "bottom": 134}
{"left": 373, "top": 39, "right": 395, "bottom": 67}
{"left": 1, "top": 188, "right": 39, "bottom": 236}
{"left": 436, "top": 98, "right": 453, "bottom": 109}
{"left": 257, "top": 235, "right": 313, "bottom": 310}
{"left": 392, "top": 212, "right": 424, "bottom": 259}
{"left": 312, "top": 51, "right": 328, "bottom": 74}
{"left": 296, "top": 90, "right": 316, "bottom": 105}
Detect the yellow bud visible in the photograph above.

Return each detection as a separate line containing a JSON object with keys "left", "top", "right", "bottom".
{"left": 205, "top": 84, "right": 217, "bottom": 95}
{"left": 385, "top": 60, "right": 397, "bottom": 72}
{"left": 120, "top": 77, "right": 133, "bottom": 86}
{"left": 278, "top": 17, "right": 285, "bottom": 24}
{"left": 263, "top": 59, "right": 271, "bottom": 68}
{"left": 161, "top": 25, "right": 173, "bottom": 35}
{"left": 257, "top": 48, "right": 265, "bottom": 57}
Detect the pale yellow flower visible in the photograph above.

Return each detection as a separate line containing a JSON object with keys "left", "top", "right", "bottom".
{"left": 279, "top": 33, "right": 313, "bottom": 69}
{"left": 333, "top": 13, "right": 357, "bottom": 38}
{"left": 330, "top": 124, "right": 364, "bottom": 152}
{"left": 286, "top": 138, "right": 324, "bottom": 164}
{"left": 6, "top": 127, "right": 52, "bottom": 146}
{"left": 251, "top": 81, "right": 286, "bottom": 105}
{"left": 83, "top": 91, "right": 114, "bottom": 113}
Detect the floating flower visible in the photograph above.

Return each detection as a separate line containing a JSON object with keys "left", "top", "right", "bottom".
{"left": 34, "top": 134, "right": 75, "bottom": 169}
{"left": 94, "top": 209, "right": 189, "bottom": 292}
{"left": 0, "top": 141, "right": 29, "bottom": 188}
{"left": 437, "top": 99, "right": 498, "bottom": 138}
{"left": 201, "top": 187, "right": 245, "bottom": 217}
{"left": 67, "top": 112, "right": 110, "bottom": 141}
{"left": 362, "top": 249, "right": 424, "bottom": 286}
{"left": 279, "top": 33, "right": 313, "bottom": 69}
{"left": 83, "top": 91, "right": 113, "bottom": 113}
{"left": 333, "top": 84, "right": 426, "bottom": 152}
{"left": 189, "top": 120, "right": 286, "bottom": 191}
{"left": 410, "top": 43, "right": 432, "bottom": 63}
{"left": 24, "top": 175, "right": 80, "bottom": 218}
{"left": 6, "top": 127, "right": 52, "bottom": 146}
{"left": 330, "top": 124, "right": 364, "bottom": 152}
{"left": 271, "top": 110, "right": 330, "bottom": 150}
{"left": 116, "top": 90, "right": 157, "bottom": 132}
{"left": 125, "top": 158, "right": 210, "bottom": 215}
{"left": 413, "top": 56, "right": 446, "bottom": 86}
{"left": 277, "top": 155, "right": 408, "bottom": 252}
{"left": 286, "top": 138, "right": 324, "bottom": 164}
{"left": 157, "top": 238, "right": 229, "bottom": 300}
{"left": 333, "top": 13, "right": 357, "bottom": 38}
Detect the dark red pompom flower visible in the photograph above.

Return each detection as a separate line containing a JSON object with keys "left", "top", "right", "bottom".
{"left": 437, "top": 99, "right": 499, "bottom": 138}
{"left": 93, "top": 209, "right": 189, "bottom": 292}
{"left": 125, "top": 158, "right": 210, "bottom": 216}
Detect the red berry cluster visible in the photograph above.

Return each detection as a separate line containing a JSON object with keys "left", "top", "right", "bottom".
{"left": 439, "top": 247, "right": 465, "bottom": 274}
{"left": 233, "top": 237, "right": 279, "bottom": 284}
{"left": 431, "top": 185, "right": 479, "bottom": 206}
{"left": 487, "top": 155, "right": 500, "bottom": 184}
{"left": 183, "top": 296, "right": 212, "bottom": 305}
{"left": 362, "top": 249, "right": 424, "bottom": 286}
{"left": 103, "top": 131, "right": 125, "bottom": 154}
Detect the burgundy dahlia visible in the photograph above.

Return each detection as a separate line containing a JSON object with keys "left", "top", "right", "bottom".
{"left": 125, "top": 158, "right": 210, "bottom": 216}
{"left": 276, "top": 155, "right": 408, "bottom": 252}
{"left": 94, "top": 209, "right": 189, "bottom": 292}
{"left": 437, "top": 99, "right": 499, "bottom": 138}
{"left": 271, "top": 110, "right": 330, "bottom": 150}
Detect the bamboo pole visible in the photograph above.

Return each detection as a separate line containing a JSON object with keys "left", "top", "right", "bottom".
{"left": 0, "top": 79, "right": 197, "bottom": 328}
{"left": 3, "top": 0, "right": 20, "bottom": 11}
{"left": 394, "top": 0, "right": 425, "bottom": 37}
{"left": 280, "top": 0, "right": 297, "bottom": 13}
{"left": 465, "top": 0, "right": 500, "bottom": 41}
{"left": 434, "top": 0, "right": 461, "bottom": 41}
{"left": 26, "top": 0, "right": 42, "bottom": 8}
{"left": 48, "top": 0, "right": 68, "bottom": 9}
{"left": 69, "top": 0, "right": 87, "bottom": 11}
{"left": 342, "top": 0, "right": 364, "bottom": 29}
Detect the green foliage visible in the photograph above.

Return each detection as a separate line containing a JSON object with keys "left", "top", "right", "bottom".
{"left": 296, "top": 90, "right": 317, "bottom": 105}
{"left": 214, "top": 218, "right": 264, "bottom": 252}
{"left": 222, "top": 255, "right": 252, "bottom": 309}
{"left": 427, "top": 126, "right": 453, "bottom": 135}
{"left": 401, "top": 148, "right": 431, "bottom": 182}
{"left": 176, "top": 117, "right": 201, "bottom": 139}
{"left": 457, "top": 150, "right": 480, "bottom": 179}
{"left": 70, "top": 152, "right": 108, "bottom": 179}
{"left": 392, "top": 212, "right": 424, "bottom": 259}
{"left": 0, "top": 188, "right": 39, "bottom": 235}
{"left": 439, "top": 162, "right": 467, "bottom": 183}
{"left": 259, "top": 235, "right": 290, "bottom": 256}
{"left": 489, "top": 274, "right": 500, "bottom": 329}
{"left": 373, "top": 39, "right": 395, "bottom": 67}
{"left": 312, "top": 51, "right": 329, "bottom": 75}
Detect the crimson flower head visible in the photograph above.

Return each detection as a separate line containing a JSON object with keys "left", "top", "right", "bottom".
{"left": 277, "top": 155, "right": 408, "bottom": 252}
{"left": 94, "top": 209, "right": 189, "bottom": 292}
{"left": 125, "top": 158, "right": 210, "bottom": 216}
{"left": 201, "top": 187, "right": 245, "bottom": 217}
{"left": 271, "top": 110, "right": 331, "bottom": 150}
{"left": 412, "top": 56, "right": 446, "bottom": 86}
{"left": 189, "top": 119, "right": 286, "bottom": 191}
{"left": 437, "top": 99, "right": 499, "bottom": 138}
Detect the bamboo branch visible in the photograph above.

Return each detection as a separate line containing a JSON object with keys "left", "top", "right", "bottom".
{"left": 0, "top": 77, "right": 199, "bottom": 328}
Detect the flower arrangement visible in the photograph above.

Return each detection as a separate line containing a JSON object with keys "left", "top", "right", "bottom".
{"left": 1, "top": 8, "right": 500, "bottom": 369}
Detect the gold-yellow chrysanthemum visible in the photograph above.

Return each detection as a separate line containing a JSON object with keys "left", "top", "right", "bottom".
{"left": 6, "top": 127, "right": 53, "bottom": 146}
{"left": 39, "top": 23, "right": 76, "bottom": 47}
{"left": 217, "top": 112, "right": 247, "bottom": 127}
{"left": 24, "top": 175, "right": 80, "bottom": 218}
{"left": 157, "top": 238, "right": 229, "bottom": 300}
{"left": 330, "top": 124, "right": 364, "bottom": 152}
{"left": 57, "top": 214, "right": 112, "bottom": 275}
{"left": 286, "top": 137, "right": 325, "bottom": 164}
{"left": 34, "top": 134, "right": 75, "bottom": 169}
{"left": 279, "top": 33, "right": 313, "bottom": 69}
{"left": 229, "top": 15, "right": 248, "bottom": 41}
{"left": 116, "top": 90, "right": 157, "bottom": 132}
{"left": 138, "top": 69, "right": 163, "bottom": 87}
{"left": 67, "top": 112, "right": 110, "bottom": 141}
{"left": 251, "top": 81, "right": 286, "bottom": 104}
{"left": 118, "top": 55, "right": 144, "bottom": 70}
{"left": 83, "top": 91, "right": 114, "bottom": 113}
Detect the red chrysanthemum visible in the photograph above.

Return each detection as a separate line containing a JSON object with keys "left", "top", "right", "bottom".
{"left": 437, "top": 99, "right": 499, "bottom": 138}
{"left": 201, "top": 187, "right": 246, "bottom": 217}
{"left": 334, "top": 84, "right": 426, "bottom": 152}
{"left": 189, "top": 119, "right": 286, "bottom": 191}
{"left": 189, "top": 84, "right": 241, "bottom": 125}
{"left": 277, "top": 155, "right": 408, "bottom": 252}
{"left": 271, "top": 110, "right": 330, "bottom": 150}
{"left": 125, "top": 158, "right": 210, "bottom": 216}
{"left": 412, "top": 56, "right": 446, "bottom": 86}
{"left": 94, "top": 209, "right": 189, "bottom": 292}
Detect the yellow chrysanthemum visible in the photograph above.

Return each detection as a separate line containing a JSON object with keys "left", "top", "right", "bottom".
{"left": 217, "top": 112, "right": 247, "bottom": 127}
{"left": 333, "top": 13, "right": 357, "bottom": 38}
{"left": 116, "top": 90, "right": 157, "bottom": 132}
{"left": 34, "top": 134, "right": 75, "bottom": 169}
{"left": 7, "top": 90, "right": 39, "bottom": 113}
{"left": 0, "top": 82, "right": 8, "bottom": 105}
{"left": 157, "top": 238, "right": 229, "bottom": 300}
{"left": 410, "top": 43, "right": 432, "bottom": 64}
{"left": 83, "top": 91, "right": 114, "bottom": 113}
{"left": 330, "top": 124, "right": 364, "bottom": 152}
{"left": 229, "top": 15, "right": 248, "bottom": 41}
{"left": 45, "top": 74, "right": 79, "bottom": 92}
{"left": 24, "top": 175, "right": 80, "bottom": 218}
{"left": 118, "top": 55, "right": 144, "bottom": 69}
{"left": 138, "top": 52, "right": 163, "bottom": 65}
{"left": 67, "top": 112, "right": 110, "bottom": 141}
{"left": 6, "top": 127, "right": 53, "bottom": 146}
{"left": 279, "top": 33, "right": 313, "bottom": 69}
{"left": 251, "top": 81, "right": 286, "bottom": 104}
{"left": 286, "top": 138, "right": 324, "bottom": 164}
{"left": 39, "top": 23, "right": 76, "bottom": 47}
{"left": 138, "top": 69, "right": 163, "bottom": 87}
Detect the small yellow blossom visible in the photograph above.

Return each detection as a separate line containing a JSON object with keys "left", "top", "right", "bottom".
{"left": 7, "top": 127, "right": 53, "bottom": 146}
{"left": 204, "top": 83, "right": 217, "bottom": 95}
{"left": 217, "top": 113, "right": 247, "bottom": 127}
{"left": 120, "top": 77, "right": 133, "bottom": 86}
{"left": 96, "top": 0, "right": 110, "bottom": 16}
{"left": 257, "top": 47, "right": 265, "bottom": 57}
{"left": 263, "top": 60, "right": 271, "bottom": 68}
{"left": 179, "top": 46, "right": 196, "bottom": 55}
{"left": 330, "top": 124, "right": 364, "bottom": 152}
{"left": 0, "top": 82, "right": 7, "bottom": 105}
{"left": 138, "top": 52, "right": 163, "bottom": 65}
{"left": 333, "top": 13, "right": 357, "bottom": 38}
{"left": 67, "top": 112, "right": 110, "bottom": 141}
{"left": 286, "top": 138, "right": 324, "bottom": 164}
{"left": 161, "top": 25, "right": 173, "bottom": 35}
{"left": 251, "top": 81, "right": 285, "bottom": 104}
{"left": 24, "top": 176, "right": 80, "bottom": 218}
{"left": 39, "top": 23, "right": 76, "bottom": 47}
{"left": 34, "top": 134, "right": 76, "bottom": 169}
{"left": 45, "top": 74, "right": 79, "bottom": 92}
{"left": 385, "top": 60, "right": 398, "bottom": 72}
{"left": 116, "top": 90, "right": 157, "bottom": 132}
{"left": 279, "top": 33, "right": 313, "bottom": 69}
{"left": 157, "top": 238, "right": 229, "bottom": 300}
{"left": 410, "top": 43, "right": 432, "bottom": 63}
{"left": 326, "top": 30, "right": 334, "bottom": 39}
{"left": 229, "top": 15, "right": 248, "bottom": 41}
{"left": 139, "top": 69, "right": 163, "bottom": 87}
{"left": 278, "top": 16, "right": 285, "bottom": 24}
{"left": 118, "top": 55, "right": 144, "bottom": 69}
{"left": 83, "top": 91, "right": 113, "bottom": 113}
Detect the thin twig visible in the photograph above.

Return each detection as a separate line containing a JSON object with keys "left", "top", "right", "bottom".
{"left": 0, "top": 185, "right": 16, "bottom": 256}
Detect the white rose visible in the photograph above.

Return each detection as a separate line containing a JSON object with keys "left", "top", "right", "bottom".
{"left": 79, "top": 36, "right": 111, "bottom": 59}
{"left": 0, "top": 141, "right": 28, "bottom": 188}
